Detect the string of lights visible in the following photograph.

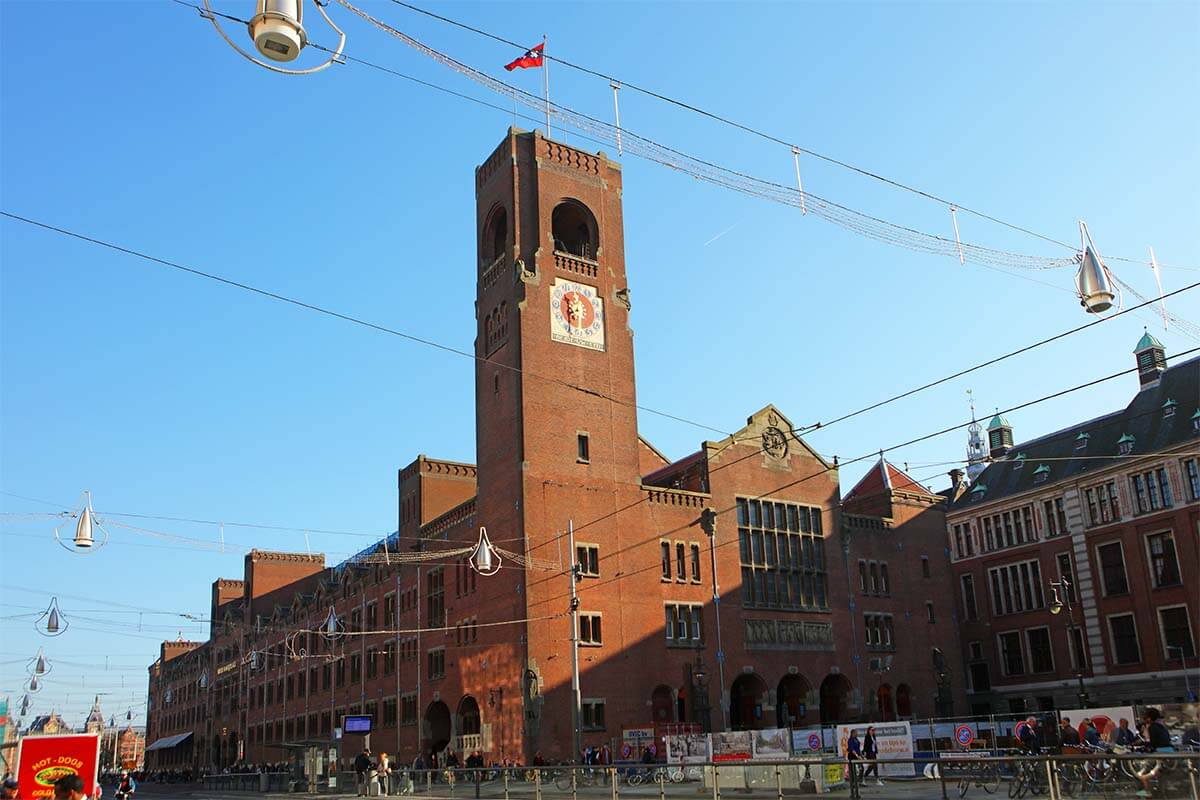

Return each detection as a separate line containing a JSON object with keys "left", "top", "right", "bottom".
{"left": 378, "top": 1, "right": 1198, "bottom": 274}
{"left": 334, "top": 0, "right": 1200, "bottom": 285}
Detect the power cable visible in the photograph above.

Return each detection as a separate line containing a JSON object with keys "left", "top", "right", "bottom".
{"left": 520, "top": 346, "right": 1200, "bottom": 601}
{"left": 0, "top": 210, "right": 729, "bottom": 437}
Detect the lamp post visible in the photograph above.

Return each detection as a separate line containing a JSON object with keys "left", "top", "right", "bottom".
{"left": 699, "top": 508, "right": 729, "bottom": 732}
{"left": 1048, "top": 576, "right": 1089, "bottom": 708}
{"left": 1167, "top": 646, "right": 1196, "bottom": 702}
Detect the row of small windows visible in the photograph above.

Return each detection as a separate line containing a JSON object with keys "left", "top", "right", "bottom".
{"left": 660, "top": 541, "right": 702, "bottom": 583}
{"left": 953, "top": 458, "right": 1198, "bottom": 559}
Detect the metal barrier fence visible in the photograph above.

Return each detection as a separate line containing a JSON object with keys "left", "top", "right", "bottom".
{"left": 201, "top": 771, "right": 292, "bottom": 792}
{"left": 314, "top": 755, "right": 1200, "bottom": 800}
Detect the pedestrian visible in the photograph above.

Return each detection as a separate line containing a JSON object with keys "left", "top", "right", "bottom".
{"left": 114, "top": 770, "right": 136, "bottom": 799}
{"left": 354, "top": 748, "right": 374, "bottom": 797}
{"left": 53, "top": 775, "right": 87, "bottom": 800}
{"left": 1059, "top": 717, "right": 1080, "bottom": 748}
{"left": 2, "top": 777, "right": 19, "bottom": 800}
{"left": 862, "top": 726, "right": 884, "bottom": 786}
{"left": 377, "top": 752, "right": 391, "bottom": 796}
{"left": 846, "top": 729, "right": 863, "bottom": 784}
{"left": 1115, "top": 718, "right": 1136, "bottom": 747}
{"left": 1083, "top": 719, "right": 1101, "bottom": 747}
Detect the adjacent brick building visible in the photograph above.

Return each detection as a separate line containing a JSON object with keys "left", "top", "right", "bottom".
{"left": 944, "top": 334, "right": 1199, "bottom": 714}
{"left": 145, "top": 129, "right": 964, "bottom": 772}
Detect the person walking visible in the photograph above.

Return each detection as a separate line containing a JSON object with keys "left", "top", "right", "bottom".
{"left": 354, "top": 748, "right": 374, "bottom": 797}
{"left": 862, "top": 726, "right": 884, "bottom": 786}
{"left": 377, "top": 752, "right": 392, "bottom": 796}
{"left": 846, "top": 729, "right": 863, "bottom": 785}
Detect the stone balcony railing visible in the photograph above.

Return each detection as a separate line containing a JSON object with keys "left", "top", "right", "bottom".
{"left": 554, "top": 250, "right": 599, "bottom": 279}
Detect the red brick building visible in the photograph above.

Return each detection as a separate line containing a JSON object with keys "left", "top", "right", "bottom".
{"left": 145, "top": 130, "right": 964, "bottom": 771}
{"left": 944, "top": 335, "right": 1199, "bottom": 715}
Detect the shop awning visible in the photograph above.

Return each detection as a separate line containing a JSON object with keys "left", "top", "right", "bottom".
{"left": 145, "top": 732, "right": 193, "bottom": 752}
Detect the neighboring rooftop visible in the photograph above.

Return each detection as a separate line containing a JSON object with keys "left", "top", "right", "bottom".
{"left": 951, "top": 353, "right": 1199, "bottom": 510}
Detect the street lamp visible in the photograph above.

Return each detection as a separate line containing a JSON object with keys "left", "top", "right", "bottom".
{"left": 1166, "top": 646, "right": 1196, "bottom": 702}
{"left": 1048, "top": 576, "right": 1089, "bottom": 708}
{"left": 699, "top": 507, "right": 729, "bottom": 732}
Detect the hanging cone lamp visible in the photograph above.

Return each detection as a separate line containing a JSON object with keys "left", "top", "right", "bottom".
{"left": 1075, "top": 221, "right": 1116, "bottom": 314}
{"left": 469, "top": 526, "right": 502, "bottom": 576}
{"left": 38, "top": 596, "right": 67, "bottom": 637}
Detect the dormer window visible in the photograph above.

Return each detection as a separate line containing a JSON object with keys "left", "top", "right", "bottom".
{"left": 1162, "top": 398, "right": 1177, "bottom": 419}
{"left": 1117, "top": 434, "right": 1135, "bottom": 456}
{"left": 1075, "top": 431, "right": 1090, "bottom": 450}
{"left": 1033, "top": 464, "right": 1050, "bottom": 485}
{"left": 1193, "top": 409, "right": 1200, "bottom": 433}
{"left": 969, "top": 484, "right": 987, "bottom": 503}
{"left": 1013, "top": 452, "right": 1026, "bottom": 471}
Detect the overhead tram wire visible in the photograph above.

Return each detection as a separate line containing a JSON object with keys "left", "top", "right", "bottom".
{"left": 518, "top": 346, "right": 1200, "bottom": 600}
{"left": 0, "top": 210, "right": 729, "bottom": 438}
{"left": 4, "top": 211, "right": 1196, "bottom": 558}
{"left": 383, "top": 0, "right": 1195, "bottom": 271}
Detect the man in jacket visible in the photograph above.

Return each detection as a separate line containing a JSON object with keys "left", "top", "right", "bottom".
{"left": 354, "top": 748, "right": 374, "bottom": 797}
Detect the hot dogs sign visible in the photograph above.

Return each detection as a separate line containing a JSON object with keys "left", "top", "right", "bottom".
{"left": 550, "top": 278, "right": 605, "bottom": 351}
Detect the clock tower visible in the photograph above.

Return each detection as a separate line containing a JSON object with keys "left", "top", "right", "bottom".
{"left": 473, "top": 129, "right": 642, "bottom": 751}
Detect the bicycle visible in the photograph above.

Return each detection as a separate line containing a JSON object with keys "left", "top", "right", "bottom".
{"left": 1007, "top": 753, "right": 1047, "bottom": 799}
{"left": 956, "top": 758, "right": 1000, "bottom": 797}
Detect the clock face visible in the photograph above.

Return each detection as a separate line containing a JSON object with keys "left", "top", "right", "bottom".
{"left": 550, "top": 278, "right": 605, "bottom": 351}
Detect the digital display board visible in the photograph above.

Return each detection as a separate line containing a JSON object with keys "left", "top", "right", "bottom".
{"left": 342, "top": 715, "right": 372, "bottom": 734}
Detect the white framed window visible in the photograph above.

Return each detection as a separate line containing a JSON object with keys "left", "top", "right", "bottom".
{"left": 1183, "top": 458, "right": 1200, "bottom": 502}
{"left": 579, "top": 612, "right": 603, "bottom": 646}
{"left": 1144, "top": 531, "right": 1181, "bottom": 588}
{"left": 1095, "top": 541, "right": 1129, "bottom": 596}
{"left": 1106, "top": 613, "right": 1141, "bottom": 665}
{"left": 1157, "top": 605, "right": 1196, "bottom": 661}
{"left": 664, "top": 603, "right": 703, "bottom": 645}
{"left": 997, "top": 630, "right": 1025, "bottom": 676}
{"left": 1084, "top": 481, "right": 1121, "bottom": 527}
{"left": 1131, "top": 466, "right": 1174, "bottom": 514}
{"left": 1025, "top": 626, "right": 1055, "bottom": 673}
{"left": 660, "top": 541, "right": 671, "bottom": 581}
{"left": 576, "top": 543, "right": 600, "bottom": 577}
{"left": 987, "top": 558, "right": 1045, "bottom": 615}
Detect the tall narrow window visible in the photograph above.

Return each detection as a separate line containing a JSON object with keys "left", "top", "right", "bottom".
{"left": 1146, "top": 532, "right": 1181, "bottom": 587}
{"left": 690, "top": 543, "right": 701, "bottom": 582}
{"left": 921, "top": 556, "right": 930, "bottom": 578}
{"left": 1158, "top": 606, "right": 1196, "bottom": 659}
{"left": 1108, "top": 614, "right": 1140, "bottom": 664}
{"left": 880, "top": 563, "right": 891, "bottom": 594}
{"left": 675, "top": 542, "right": 686, "bottom": 582}
{"left": 577, "top": 433, "right": 590, "bottom": 463}
{"left": 1096, "top": 542, "right": 1128, "bottom": 596}
{"left": 661, "top": 542, "right": 672, "bottom": 581}
{"left": 961, "top": 574, "right": 978, "bottom": 621}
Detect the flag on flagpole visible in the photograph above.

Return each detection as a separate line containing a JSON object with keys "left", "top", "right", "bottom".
{"left": 504, "top": 42, "right": 545, "bottom": 71}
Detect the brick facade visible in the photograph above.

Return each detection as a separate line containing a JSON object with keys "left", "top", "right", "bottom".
{"left": 145, "top": 129, "right": 965, "bottom": 773}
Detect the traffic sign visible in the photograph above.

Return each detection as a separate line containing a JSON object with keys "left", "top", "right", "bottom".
{"left": 954, "top": 724, "right": 975, "bottom": 748}
{"left": 807, "top": 733, "right": 822, "bottom": 751}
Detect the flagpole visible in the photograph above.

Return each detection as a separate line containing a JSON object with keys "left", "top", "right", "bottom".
{"left": 542, "top": 33, "right": 551, "bottom": 138}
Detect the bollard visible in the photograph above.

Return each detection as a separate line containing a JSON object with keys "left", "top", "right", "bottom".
{"left": 503, "top": 768, "right": 510, "bottom": 800}
{"left": 1185, "top": 756, "right": 1199, "bottom": 800}
{"left": 475, "top": 768, "right": 481, "bottom": 799}
{"left": 571, "top": 767, "right": 578, "bottom": 800}
{"left": 427, "top": 770, "right": 432, "bottom": 795}
{"left": 848, "top": 759, "right": 860, "bottom": 800}
{"left": 658, "top": 766, "right": 665, "bottom": 800}
{"left": 610, "top": 767, "right": 618, "bottom": 800}
{"left": 712, "top": 763, "right": 720, "bottom": 800}
{"left": 534, "top": 769, "right": 542, "bottom": 800}
{"left": 937, "top": 757, "right": 947, "bottom": 800}
{"left": 1043, "top": 757, "right": 1059, "bottom": 800}
{"left": 773, "top": 765, "right": 782, "bottom": 800}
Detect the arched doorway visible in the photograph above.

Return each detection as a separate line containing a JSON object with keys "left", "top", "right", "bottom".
{"left": 876, "top": 683, "right": 895, "bottom": 721}
{"left": 896, "top": 684, "right": 912, "bottom": 718}
{"left": 425, "top": 700, "right": 452, "bottom": 755}
{"left": 458, "top": 695, "right": 481, "bottom": 737}
{"left": 776, "top": 674, "right": 810, "bottom": 727}
{"left": 729, "top": 673, "right": 768, "bottom": 731}
{"left": 650, "top": 685, "right": 674, "bottom": 723}
{"left": 819, "top": 674, "right": 852, "bottom": 725}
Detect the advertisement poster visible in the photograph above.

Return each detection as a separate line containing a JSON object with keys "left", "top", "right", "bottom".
{"left": 1057, "top": 706, "right": 1136, "bottom": 743}
{"left": 710, "top": 730, "right": 752, "bottom": 762}
{"left": 751, "top": 728, "right": 790, "bottom": 760}
{"left": 16, "top": 733, "right": 101, "bottom": 799}
{"left": 836, "top": 722, "right": 914, "bottom": 777}
{"left": 665, "top": 732, "right": 710, "bottom": 764}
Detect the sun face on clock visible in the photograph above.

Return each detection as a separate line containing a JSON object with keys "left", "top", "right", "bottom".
{"left": 550, "top": 278, "right": 605, "bottom": 351}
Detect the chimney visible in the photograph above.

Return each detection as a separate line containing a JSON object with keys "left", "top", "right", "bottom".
{"left": 949, "top": 468, "right": 965, "bottom": 488}
{"left": 1134, "top": 329, "right": 1167, "bottom": 388}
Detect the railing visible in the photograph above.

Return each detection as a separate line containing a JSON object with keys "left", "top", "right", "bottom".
{"left": 480, "top": 255, "right": 507, "bottom": 291}
{"left": 333, "top": 754, "right": 1200, "bottom": 800}
{"left": 201, "top": 754, "right": 1200, "bottom": 797}
{"left": 553, "top": 251, "right": 598, "bottom": 279}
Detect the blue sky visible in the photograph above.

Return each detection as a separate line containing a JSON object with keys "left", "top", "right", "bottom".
{"left": 1, "top": 0, "right": 1197, "bottom": 726}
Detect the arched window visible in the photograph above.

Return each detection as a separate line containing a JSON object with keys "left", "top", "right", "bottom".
{"left": 483, "top": 206, "right": 507, "bottom": 265}
{"left": 551, "top": 200, "right": 598, "bottom": 260}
